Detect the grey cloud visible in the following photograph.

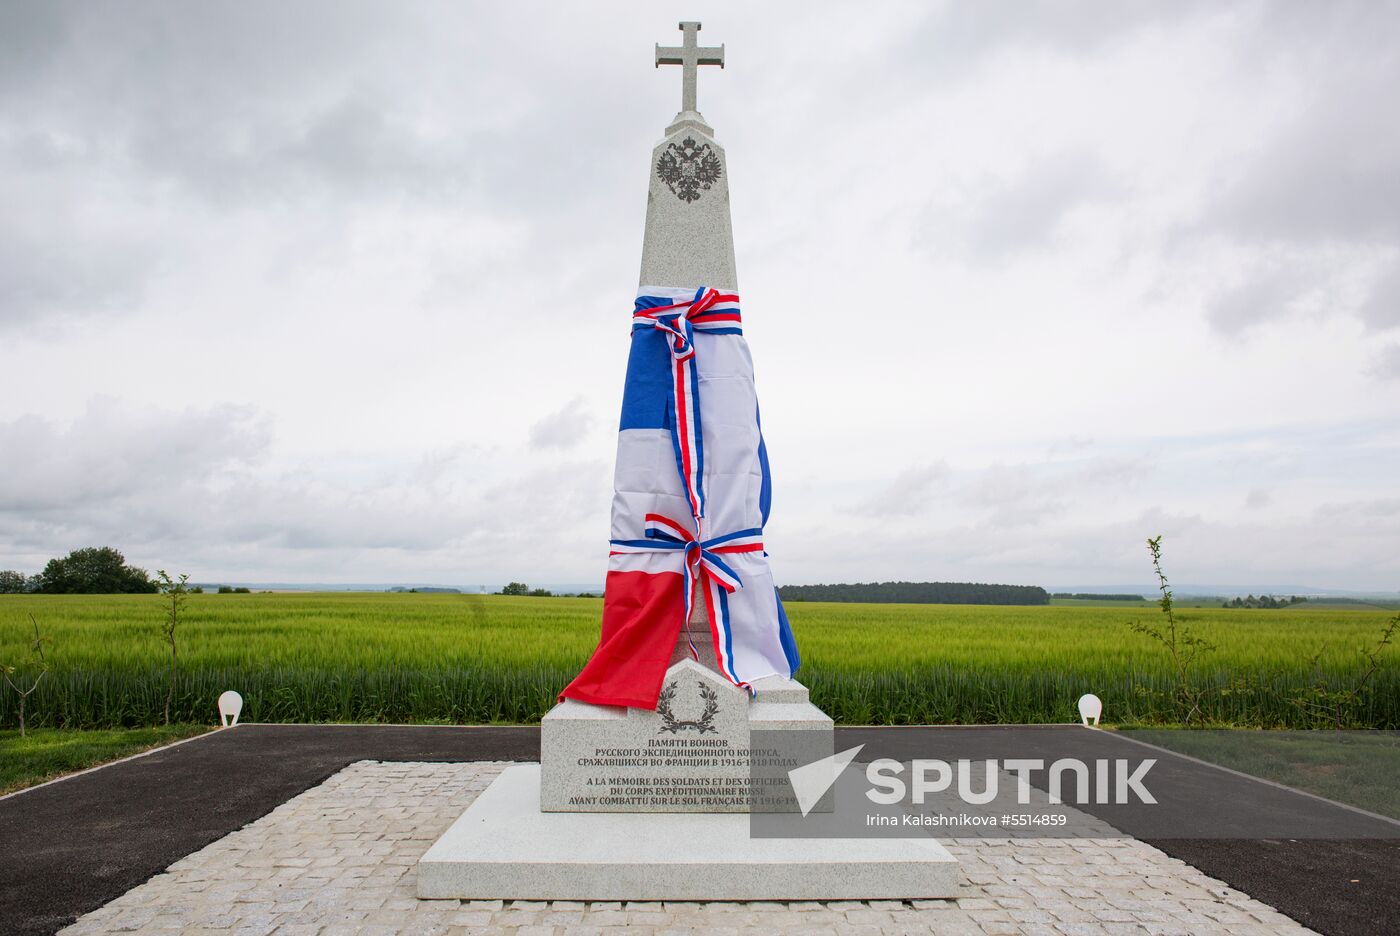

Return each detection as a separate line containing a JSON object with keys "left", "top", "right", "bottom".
{"left": 473, "top": 461, "right": 609, "bottom": 537}
{"left": 0, "top": 2, "right": 66, "bottom": 88}
{"left": 960, "top": 464, "right": 1067, "bottom": 528}
{"left": 528, "top": 397, "right": 595, "bottom": 451}
{"left": 2, "top": 6, "right": 479, "bottom": 209}
{"left": 1361, "top": 261, "right": 1400, "bottom": 331}
{"left": 1190, "top": 2, "right": 1400, "bottom": 245}
{"left": 1184, "top": 2, "right": 1400, "bottom": 334}
{"left": 128, "top": 94, "right": 474, "bottom": 205}
{"left": 0, "top": 396, "right": 608, "bottom": 574}
{"left": 0, "top": 3, "right": 635, "bottom": 211}
{"left": 958, "top": 457, "right": 1147, "bottom": 529}
{"left": 1312, "top": 496, "right": 1400, "bottom": 521}
{"left": 0, "top": 2, "right": 644, "bottom": 336}
{"left": 855, "top": 462, "right": 950, "bottom": 517}
{"left": 899, "top": 1, "right": 1212, "bottom": 78}
{"left": 216, "top": 481, "right": 469, "bottom": 552}
{"left": 191, "top": 460, "right": 605, "bottom": 555}
{"left": 283, "top": 97, "right": 464, "bottom": 191}
{"left": 1370, "top": 343, "right": 1400, "bottom": 381}
{"left": 777, "top": 504, "right": 1208, "bottom": 589}
{"left": 0, "top": 227, "right": 157, "bottom": 329}
{"left": 0, "top": 398, "right": 270, "bottom": 513}
{"left": 212, "top": 462, "right": 604, "bottom": 556}
{"left": 1206, "top": 261, "right": 1313, "bottom": 336}
{"left": 957, "top": 151, "right": 1122, "bottom": 261}
{"left": 1210, "top": 86, "right": 1400, "bottom": 248}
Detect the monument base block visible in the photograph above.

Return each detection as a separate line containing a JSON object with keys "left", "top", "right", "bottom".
{"left": 417, "top": 765, "right": 960, "bottom": 901}
{"left": 541, "top": 660, "right": 833, "bottom": 812}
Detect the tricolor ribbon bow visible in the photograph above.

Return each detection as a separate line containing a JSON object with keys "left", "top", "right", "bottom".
{"left": 609, "top": 513, "right": 764, "bottom": 693}
{"left": 632, "top": 286, "right": 729, "bottom": 362}
{"left": 631, "top": 287, "right": 742, "bottom": 523}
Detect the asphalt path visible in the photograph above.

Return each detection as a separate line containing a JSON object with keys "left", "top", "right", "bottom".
{"left": 0, "top": 724, "right": 1394, "bottom": 936}
{"left": 0, "top": 725, "right": 538, "bottom": 936}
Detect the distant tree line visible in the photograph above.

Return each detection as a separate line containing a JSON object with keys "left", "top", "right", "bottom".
{"left": 778, "top": 581, "right": 1050, "bottom": 606}
{"left": 499, "top": 582, "right": 556, "bottom": 597}
{"left": 496, "top": 583, "right": 599, "bottom": 598}
{"left": 1051, "top": 592, "right": 1147, "bottom": 601}
{"left": 1222, "top": 594, "right": 1308, "bottom": 609}
{"left": 1, "top": 547, "right": 158, "bottom": 594}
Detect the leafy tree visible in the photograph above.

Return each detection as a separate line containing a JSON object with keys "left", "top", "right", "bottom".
{"left": 32, "top": 547, "right": 157, "bottom": 594}
{"left": 528, "top": 587, "right": 554, "bottom": 597}
{"left": 155, "top": 571, "right": 189, "bottom": 725}
{"left": 0, "top": 570, "right": 26, "bottom": 594}
{"left": 499, "top": 582, "right": 530, "bottom": 596}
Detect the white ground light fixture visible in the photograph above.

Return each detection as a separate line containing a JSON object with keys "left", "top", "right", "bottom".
{"left": 218, "top": 690, "right": 243, "bottom": 727}
{"left": 1078, "top": 693, "right": 1103, "bottom": 727}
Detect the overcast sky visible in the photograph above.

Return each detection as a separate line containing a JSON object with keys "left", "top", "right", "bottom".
{"left": 2, "top": 1, "right": 1398, "bottom": 591}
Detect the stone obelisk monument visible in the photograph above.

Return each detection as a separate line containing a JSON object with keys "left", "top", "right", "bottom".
{"left": 542, "top": 19, "right": 830, "bottom": 810}
{"left": 416, "top": 23, "right": 958, "bottom": 900}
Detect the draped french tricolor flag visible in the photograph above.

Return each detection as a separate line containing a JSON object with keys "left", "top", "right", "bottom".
{"left": 560, "top": 286, "right": 800, "bottom": 710}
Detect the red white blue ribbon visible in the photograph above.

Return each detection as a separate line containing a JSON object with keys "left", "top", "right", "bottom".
{"left": 610, "top": 513, "right": 763, "bottom": 694}
{"left": 631, "top": 287, "right": 741, "bottom": 524}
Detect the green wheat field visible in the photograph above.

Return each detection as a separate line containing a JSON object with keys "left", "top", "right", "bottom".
{"left": 1, "top": 593, "right": 1396, "bottom": 728}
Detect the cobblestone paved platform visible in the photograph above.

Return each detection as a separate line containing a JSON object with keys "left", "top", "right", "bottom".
{"left": 58, "top": 761, "right": 1316, "bottom": 936}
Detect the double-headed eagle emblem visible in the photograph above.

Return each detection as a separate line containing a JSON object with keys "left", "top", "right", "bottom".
{"left": 656, "top": 136, "right": 722, "bottom": 203}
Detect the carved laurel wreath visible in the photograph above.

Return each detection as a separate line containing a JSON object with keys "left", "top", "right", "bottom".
{"left": 657, "top": 680, "right": 720, "bottom": 734}
{"left": 656, "top": 137, "right": 722, "bottom": 203}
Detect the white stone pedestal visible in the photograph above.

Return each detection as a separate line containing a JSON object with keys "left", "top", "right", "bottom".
{"left": 416, "top": 659, "right": 961, "bottom": 900}
{"left": 541, "top": 659, "right": 832, "bottom": 812}
{"left": 417, "top": 764, "right": 960, "bottom": 901}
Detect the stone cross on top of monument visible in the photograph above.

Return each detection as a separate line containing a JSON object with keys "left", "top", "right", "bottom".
{"left": 655, "top": 21, "right": 724, "bottom": 116}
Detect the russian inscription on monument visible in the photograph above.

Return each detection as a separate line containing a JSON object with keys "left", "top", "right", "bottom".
{"left": 545, "top": 662, "right": 750, "bottom": 811}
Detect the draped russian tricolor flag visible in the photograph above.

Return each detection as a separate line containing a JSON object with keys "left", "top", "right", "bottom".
{"left": 560, "top": 286, "right": 800, "bottom": 710}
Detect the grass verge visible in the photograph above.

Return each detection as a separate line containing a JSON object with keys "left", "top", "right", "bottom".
{"left": 1122, "top": 728, "right": 1400, "bottom": 820}
{"left": 0, "top": 724, "right": 213, "bottom": 796}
